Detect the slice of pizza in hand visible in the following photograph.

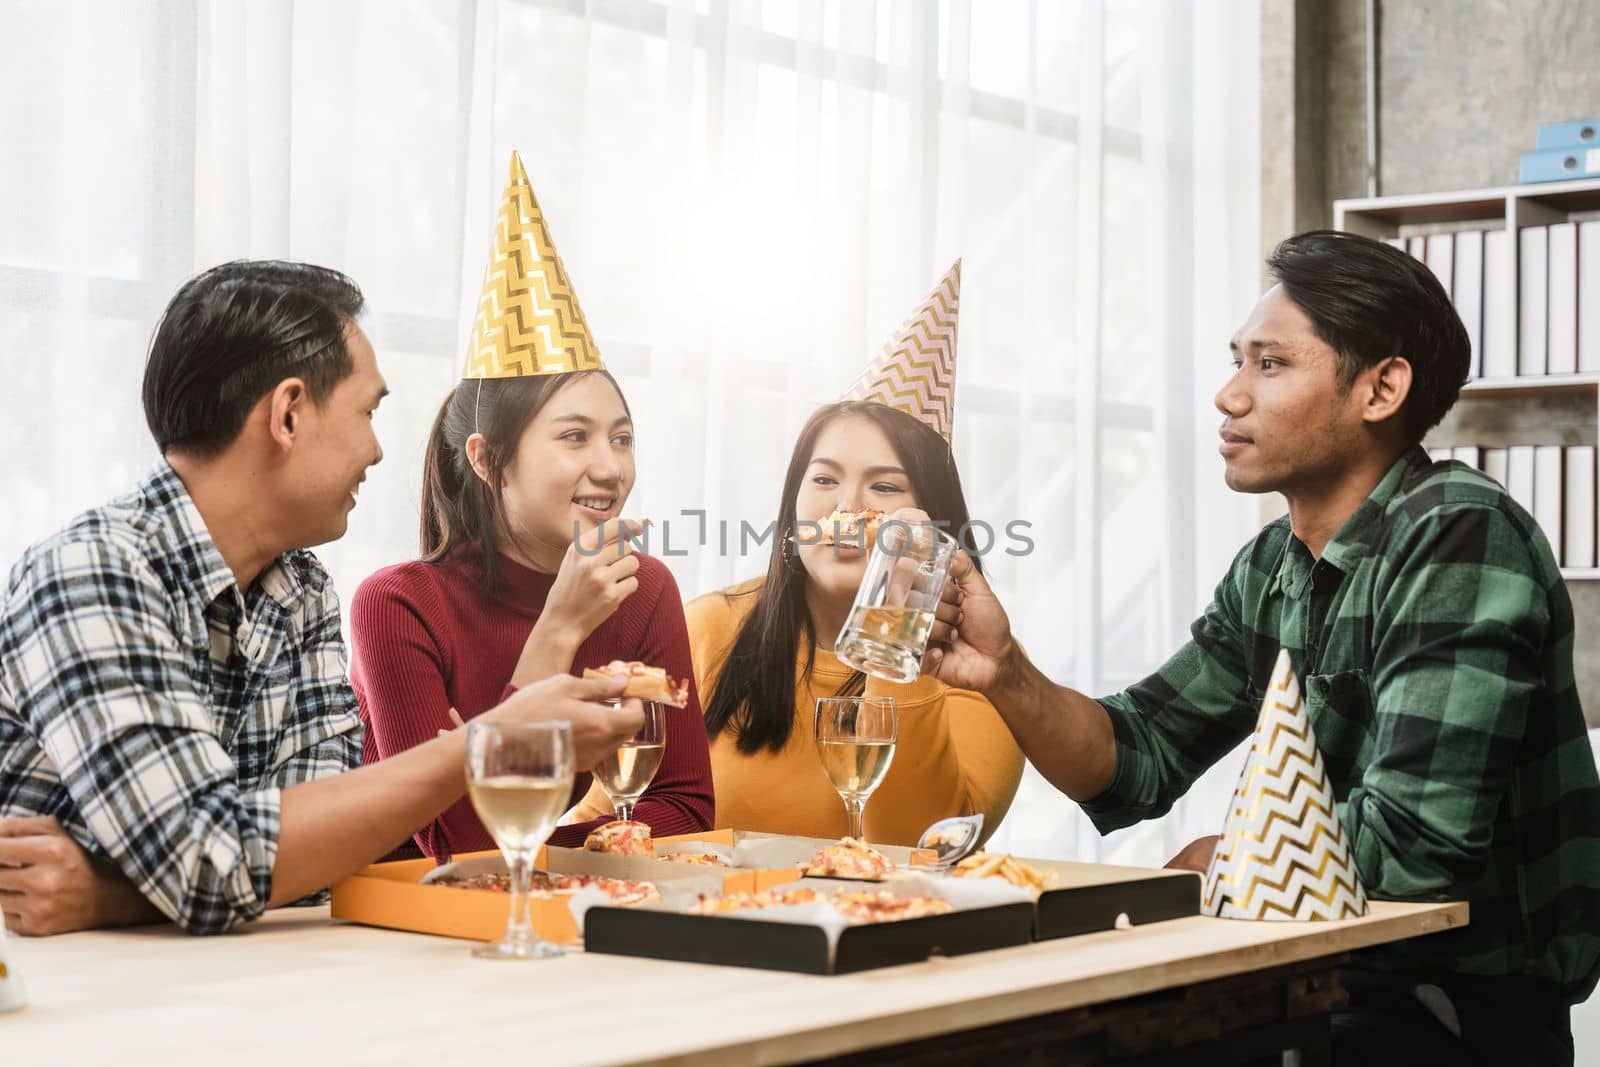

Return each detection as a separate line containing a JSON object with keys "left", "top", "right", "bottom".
{"left": 581, "top": 660, "right": 690, "bottom": 708}
{"left": 584, "top": 819, "right": 655, "bottom": 858}
{"left": 798, "top": 507, "right": 886, "bottom": 547}
{"left": 804, "top": 837, "right": 895, "bottom": 880}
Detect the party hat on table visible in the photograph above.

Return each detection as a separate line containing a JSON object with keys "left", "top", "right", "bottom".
{"left": 842, "top": 259, "right": 961, "bottom": 442}
{"left": 1203, "top": 648, "right": 1369, "bottom": 921}
{"left": 461, "top": 151, "right": 604, "bottom": 379}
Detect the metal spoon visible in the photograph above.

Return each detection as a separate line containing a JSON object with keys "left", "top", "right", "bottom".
{"left": 910, "top": 813, "right": 984, "bottom": 871}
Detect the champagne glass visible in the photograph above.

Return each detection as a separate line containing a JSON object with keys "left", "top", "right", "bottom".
{"left": 814, "top": 696, "right": 898, "bottom": 841}
{"left": 464, "top": 720, "right": 574, "bottom": 960}
{"left": 834, "top": 519, "right": 959, "bottom": 683}
{"left": 592, "top": 700, "right": 666, "bottom": 822}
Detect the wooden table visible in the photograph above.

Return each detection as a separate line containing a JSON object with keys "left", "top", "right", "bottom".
{"left": 3, "top": 900, "right": 1465, "bottom": 1066}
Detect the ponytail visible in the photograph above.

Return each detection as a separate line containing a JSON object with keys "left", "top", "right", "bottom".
{"left": 420, "top": 389, "right": 466, "bottom": 559}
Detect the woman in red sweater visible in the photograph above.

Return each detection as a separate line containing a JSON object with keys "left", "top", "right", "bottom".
{"left": 349, "top": 369, "right": 714, "bottom": 858}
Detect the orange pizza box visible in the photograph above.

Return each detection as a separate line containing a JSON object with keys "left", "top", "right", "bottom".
{"left": 329, "top": 845, "right": 725, "bottom": 945}
{"left": 664, "top": 830, "right": 936, "bottom": 880}
{"left": 330, "top": 848, "right": 571, "bottom": 944}
{"left": 580, "top": 828, "right": 931, "bottom": 889}
{"left": 546, "top": 836, "right": 793, "bottom": 894}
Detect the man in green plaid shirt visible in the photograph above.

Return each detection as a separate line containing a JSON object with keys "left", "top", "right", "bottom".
{"left": 924, "top": 231, "right": 1599, "bottom": 1063}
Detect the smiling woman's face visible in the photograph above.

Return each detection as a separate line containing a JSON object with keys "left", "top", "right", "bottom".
{"left": 794, "top": 414, "right": 919, "bottom": 601}
{"left": 498, "top": 373, "right": 636, "bottom": 563}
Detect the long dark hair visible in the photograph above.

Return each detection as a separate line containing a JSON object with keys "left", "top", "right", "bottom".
{"left": 420, "top": 370, "right": 631, "bottom": 587}
{"left": 703, "top": 401, "right": 984, "bottom": 754}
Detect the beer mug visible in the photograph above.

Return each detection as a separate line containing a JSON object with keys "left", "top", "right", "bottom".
{"left": 834, "top": 519, "right": 959, "bottom": 683}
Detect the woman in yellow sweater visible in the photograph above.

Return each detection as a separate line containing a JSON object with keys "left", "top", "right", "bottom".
{"left": 686, "top": 262, "right": 1023, "bottom": 846}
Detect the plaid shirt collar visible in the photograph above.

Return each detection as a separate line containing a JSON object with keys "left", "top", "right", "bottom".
{"left": 136, "top": 459, "right": 304, "bottom": 616}
{"left": 1271, "top": 445, "right": 1432, "bottom": 601}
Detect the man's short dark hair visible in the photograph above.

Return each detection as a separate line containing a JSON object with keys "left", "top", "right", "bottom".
{"left": 141, "top": 260, "right": 366, "bottom": 456}
{"left": 1267, "top": 230, "right": 1471, "bottom": 442}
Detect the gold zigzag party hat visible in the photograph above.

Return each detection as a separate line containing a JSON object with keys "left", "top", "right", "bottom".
{"left": 842, "top": 259, "right": 961, "bottom": 442}
{"left": 1203, "top": 648, "right": 1369, "bottom": 922}
{"left": 462, "top": 151, "right": 603, "bottom": 379}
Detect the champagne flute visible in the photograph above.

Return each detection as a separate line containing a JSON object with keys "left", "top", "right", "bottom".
{"left": 592, "top": 700, "right": 666, "bottom": 822}
{"left": 464, "top": 720, "right": 574, "bottom": 960}
{"left": 814, "top": 696, "right": 898, "bottom": 841}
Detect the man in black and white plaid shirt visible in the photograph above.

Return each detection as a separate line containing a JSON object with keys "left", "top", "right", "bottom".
{"left": 0, "top": 261, "right": 641, "bottom": 936}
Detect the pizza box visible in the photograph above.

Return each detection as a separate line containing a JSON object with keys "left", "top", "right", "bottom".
{"left": 658, "top": 830, "right": 936, "bottom": 878}
{"left": 330, "top": 848, "right": 565, "bottom": 944}
{"left": 584, "top": 874, "right": 1036, "bottom": 975}
{"left": 1011, "top": 857, "right": 1201, "bottom": 940}
{"left": 329, "top": 843, "right": 728, "bottom": 945}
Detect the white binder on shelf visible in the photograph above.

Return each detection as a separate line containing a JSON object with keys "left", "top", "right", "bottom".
{"left": 1548, "top": 222, "right": 1578, "bottom": 376}
{"left": 1580, "top": 221, "right": 1600, "bottom": 374}
{"left": 1425, "top": 233, "right": 1455, "bottom": 299}
{"left": 1451, "top": 446, "right": 1481, "bottom": 469}
{"left": 1407, "top": 235, "right": 1426, "bottom": 261}
{"left": 1454, "top": 230, "right": 1485, "bottom": 378}
{"left": 1534, "top": 445, "right": 1565, "bottom": 559}
{"left": 1519, "top": 226, "right": 1549, "bottom": 377}
{"left": 1482, "top": 228, "right": 1517, "bottom": 379}
{"left": 1507, "top": 446, "right": 1537, "bottom": 516}
{"left": 1483, "top": 447, "right": 1510, "bottom": 489}
{"left": 1564, "top": 446, "right": 1597, "bottom": 569}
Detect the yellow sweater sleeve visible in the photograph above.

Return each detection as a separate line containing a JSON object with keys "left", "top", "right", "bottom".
{"left": 862, "top": 673, "right": 1024, "bottom": 846}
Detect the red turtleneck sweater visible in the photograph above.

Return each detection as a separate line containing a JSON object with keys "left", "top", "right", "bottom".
{"left": 349, "top": 546, "right": 714, "bottom": 858}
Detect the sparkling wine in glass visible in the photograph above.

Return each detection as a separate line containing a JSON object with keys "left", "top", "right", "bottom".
{"left": 591, "top": 700, "right": 665, "bottom": 823}
{"left": 835, "top": 520, "right": 958, "bottom": 683}
{"left": 814, "top": 696, "right": 897, "bottom": 841}
{"left": 465, "top": 720, "right": 574, "bottom": 960}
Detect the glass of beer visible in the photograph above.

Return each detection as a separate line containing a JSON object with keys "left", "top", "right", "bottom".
{"left": 592, "top": 700, "right": 666, "bottom": 823}
{"left": 814, "top": 696, "right": 897, "bottom": 841}
{"left": 834, "top": 519, "right": 959, "bottom": 683}
{"left": 464, "top": 720, "right": 574, "bottom": 960}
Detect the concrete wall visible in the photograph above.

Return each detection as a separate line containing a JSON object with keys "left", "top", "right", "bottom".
{"left": 1259, "top": 0, "right": 1600, "bottom": 723}
{"left": 1265, "top": 0, "right": 1600, "bottom": 226}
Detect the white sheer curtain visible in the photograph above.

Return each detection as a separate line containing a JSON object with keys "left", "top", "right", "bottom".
{"left": 0, "top": 0, "right": 1261, "bottom": 860}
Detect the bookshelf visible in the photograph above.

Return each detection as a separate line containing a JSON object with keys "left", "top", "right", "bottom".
{"left": 1334, "top": 179, "right": 1600, "bottom": 581}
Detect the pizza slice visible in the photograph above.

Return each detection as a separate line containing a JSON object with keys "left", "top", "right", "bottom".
{"left": 584, "top": 819, "right": 655, "bottom": 858}
{"left": 431, "top": 870, "right": 660, "bottom": 905}
{"left": 581, "top": 660, "right": 690, "bottom": 708}
{"left": 797, "top": 507, "right": 886, "bottom": 548}
{"left": 804, "top": 837, "right": 895, "bottom": 880}
{"left": 829, "top": 889, "right": 952, "bottom": 924}
{"left": 693, "top": 887, "right": 819, "bottom": 914}
{"left": 659, "top": 850, "right": 731, "bottom": 867}
{"left": 552, "top": 873, "right": 662, "bottom": 906}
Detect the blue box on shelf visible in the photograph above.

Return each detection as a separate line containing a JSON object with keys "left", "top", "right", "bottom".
{"left": 1536, "top": 119, "right": 1600, "bottom": 150}
{"left": 1519, "top": 146, "right": 1600, "bottom": 185}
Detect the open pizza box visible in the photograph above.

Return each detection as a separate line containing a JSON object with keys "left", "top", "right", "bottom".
{"left": 585, "top": 873, "right": 1036, "bottom": 975}
{"left": 973, "top": 856, "right": 1202, "bottom": 940}
{"left": 328, "top": 831, "right": 799, "bottom": 945}
{"left": 641, "top": 833, "right": 1200, "bottom": 941}
{"left": 641, "top": 829, "right": 935, "bottom": 876}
